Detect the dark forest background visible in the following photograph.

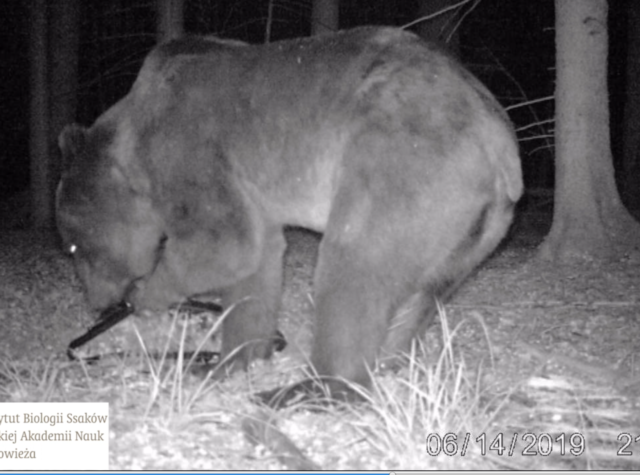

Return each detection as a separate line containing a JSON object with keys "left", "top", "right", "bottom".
{"left": 0, "top": 0, "right": 632, "bottom": 204}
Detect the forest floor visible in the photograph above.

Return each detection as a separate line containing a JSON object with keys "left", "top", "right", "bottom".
{"left": 0, "top": 209, "right": 639, "bottom": 470}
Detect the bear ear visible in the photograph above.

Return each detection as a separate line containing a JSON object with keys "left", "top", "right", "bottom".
{"left": 59, "top": 124, "right": 88, "bottom": 170}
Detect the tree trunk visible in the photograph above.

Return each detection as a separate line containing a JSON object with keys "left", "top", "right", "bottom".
{"left": 311, "top": 0, "right": 339, "bottom": 36}
{"left": 265, "top": 0, "right": 274, "bottom": 43}
{"left": 157, "top": 0, "right": 184, "bottom": 43}
{"left": 538, "top": 0, "right": 640, "bottom": 262}
{"left": 49, "top": 0, "right": 80, "bottom": 221}
{"left": 622, "top": 0, "right": 640, "bottom": 212}
{"left": 29, "top": 0, "right": 50, "bottom": 228}
{"left": 414, "top": 0, "right": 461, "bottom": 55}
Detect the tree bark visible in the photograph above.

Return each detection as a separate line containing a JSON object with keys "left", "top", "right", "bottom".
{"left": 29, "top": 0, "right": 50, "bottom": 228}
{"left": 157, "top": 0, "right": 184, "bottom": 43}
{"left": 311, "top": 0, "right": 339, "bottom": 36}
{"left": 538, "top": 0, "right": 640, "bottom": 262}
{"left": 622, "top": 0, "right": 640, "bottom": 211}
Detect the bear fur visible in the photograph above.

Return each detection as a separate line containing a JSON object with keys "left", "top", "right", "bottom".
{"left": 56, "top": 27, "right": 522, "bottom": 401}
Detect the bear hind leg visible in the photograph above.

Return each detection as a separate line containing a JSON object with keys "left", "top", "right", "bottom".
{"left": 257, "top": 236, "right": 404, "bottom": 407}
{"left": 310, "top": 236, "right": 418, "bottom": 391}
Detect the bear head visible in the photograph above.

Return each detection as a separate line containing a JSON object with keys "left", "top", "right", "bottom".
{"left": 56, "top": 123, "right": 169, "bottom": 312}
{"left": 56, "top": 117, "right": 264, "bottom": 315}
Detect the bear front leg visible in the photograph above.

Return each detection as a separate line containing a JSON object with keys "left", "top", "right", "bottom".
{"left": 218, "top": 225, "right": 287, "bottom": 373}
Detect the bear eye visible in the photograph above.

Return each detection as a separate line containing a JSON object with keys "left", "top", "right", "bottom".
{"left": 68, "top": 244, "right": 78, "bottom": 256}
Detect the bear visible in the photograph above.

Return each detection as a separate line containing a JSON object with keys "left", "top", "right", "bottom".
{"left": 56, "top": 26, "right": 522, "bottom": 405}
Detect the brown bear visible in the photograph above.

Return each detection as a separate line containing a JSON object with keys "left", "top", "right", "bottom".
{"left": 56, "top": 27, "right": 522, "bottom": 405}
